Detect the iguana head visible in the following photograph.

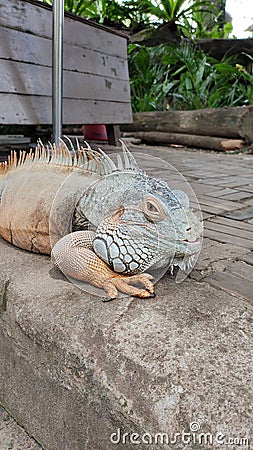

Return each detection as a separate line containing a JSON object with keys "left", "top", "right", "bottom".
{"left": 92, "top": 172, "right": 202, "bottom": 275}
{"left": 76, "top": 146, "right": 202, "bottom": 277}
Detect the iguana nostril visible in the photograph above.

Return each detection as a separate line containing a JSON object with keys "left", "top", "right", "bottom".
{"left": 186, "top": 227, "right": 191, "bottom": 231}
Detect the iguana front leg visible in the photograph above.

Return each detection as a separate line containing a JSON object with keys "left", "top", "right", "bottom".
{"left": 51, "top": 231, "right": 155, "bottom": 301}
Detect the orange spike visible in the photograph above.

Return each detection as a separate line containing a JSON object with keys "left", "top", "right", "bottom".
{"left": 13, "top": 151, "right": 17, "bottom": 167}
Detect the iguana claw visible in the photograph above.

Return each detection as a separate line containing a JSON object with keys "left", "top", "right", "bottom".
{"left": 102, "top": 273, "right": 155, "bottom": 300}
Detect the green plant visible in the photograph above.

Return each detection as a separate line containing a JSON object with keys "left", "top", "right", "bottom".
{"left": 40, "top": 0, "right": 93, "bottom": 16}
{"left": 126, "top": 0, "right": 209, "bottom": 23}
{"left": 39, "top": 0, "right": 129, "bottom": 24}
{"left": 128, "top": 43, "right": 253, "bottom": 111}
{"left": 188, "top": 5, "right": 233, "bottom": 38}
{"left": 38, "top": 0, "right": 231, "bottom": 38}
{"left": 125, "top": 0, "right": 219, "bottom": 36}
{"left": 87, "top": 0, "right": 132, "bottom": 24}
{"left": 128, "top": 44, "right": 167, "bottom": 111}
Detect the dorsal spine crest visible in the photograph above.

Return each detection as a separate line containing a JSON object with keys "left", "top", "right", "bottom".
{"left": 0, "top": 139, "right": 140, "bottom": 177}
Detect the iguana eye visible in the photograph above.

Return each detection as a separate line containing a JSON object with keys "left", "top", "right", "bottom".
{"left": 147, "top": 202, "right": 157, "bottom": 212}
{"left": 143, "top": 196, "right": 165, "bottom": 223}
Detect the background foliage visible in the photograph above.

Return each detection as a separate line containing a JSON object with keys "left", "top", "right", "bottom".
{"left": 39, "top": 0, "right": 229, "bottom": 36}
{"left": 39, "top": 0, "right": 253, "bottom": 112}
{"left": 128, "top": 43, "right": 253, "bottom": 111}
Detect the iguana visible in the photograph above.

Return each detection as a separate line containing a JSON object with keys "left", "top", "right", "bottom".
{"left": 0, "top": 140, "right": 202, "bottom": 300}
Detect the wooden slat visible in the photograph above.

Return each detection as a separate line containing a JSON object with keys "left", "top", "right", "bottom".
{"left": 0, "top": 0, "right": 132, "bottom": 125}
{"left": 0, "top": 27, "right": 129, "bottom": 81}
{"left": 0, "top": 94, "right": 132, "bottom": 125}
{"left": 0, "top": 0, "right": 127, "bottom": 57}
{"left": 0, "top": 60, "right": 130, "bottom": 102}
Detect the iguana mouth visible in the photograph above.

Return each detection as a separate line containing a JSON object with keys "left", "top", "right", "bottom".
{"left": 184, "top": 238, "right": 201, "bottom": 250}
{"left": 174, "top": 238, "right": 201, "bottom": 260}
{"left": 183, "top": 237, "right": 200, "bottom": 243}
{"left": 172, "top": 254, "right": 197, "bottom": 272}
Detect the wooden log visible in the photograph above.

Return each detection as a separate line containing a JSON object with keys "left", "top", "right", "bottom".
{"left": 196, "top": 38, "right": 253, "bottom": 64}
{"left": 130, "top": 23, "right": 180, "bottom": 47}
{"left": 130, "top": 30, "right": 253, "bottom": 64}
{"left": 125, "top": 131, "right": 245, "bottom": 151}
{"left": 121, "top": 106, "right": 253, "bottom": 143}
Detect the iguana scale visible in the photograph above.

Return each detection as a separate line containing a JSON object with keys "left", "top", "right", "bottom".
{"left": 0, "top": 140, "right": 202, "bottom": 300}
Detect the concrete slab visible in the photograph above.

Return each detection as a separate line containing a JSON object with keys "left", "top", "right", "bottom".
{"left": 0, "top": 405, "right": 42, "bottom": 450}
{"left": 1, "top": 145, "right": 253, "bottom": 449}
{"left": 0, "top": 238, "right": 252, "bottom": 450}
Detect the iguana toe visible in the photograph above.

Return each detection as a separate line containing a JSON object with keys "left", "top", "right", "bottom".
{"left": 103, "top": 273, "right": 155, "bottom": 300}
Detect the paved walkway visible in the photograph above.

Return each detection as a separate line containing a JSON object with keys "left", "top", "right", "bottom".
{"left": 146, "top": 146, "right": 253, "bottom": 304}
{"left": 0, "top": 144, "right": 252, "bottom": 449}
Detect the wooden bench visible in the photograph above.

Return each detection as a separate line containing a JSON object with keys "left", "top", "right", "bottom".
{"left": 0, "top": 0, "right": 132, "bottom": 143}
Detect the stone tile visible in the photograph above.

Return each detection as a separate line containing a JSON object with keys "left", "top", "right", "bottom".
{"left": 201, "top": 212, "right": 215, "bottom": 220}
{"left": 216, "top": 177, "right": 253, "bottom": 187}
{"left": 198, "top": 195, "right": 244, "bottom": 211}
{"left": 190, "top": 239, "right": 249, "bottom": 281}
{"left": 244, "top": 197, "right": 253, "bottom": 205}
{"left": 240, "top": 252, "right": 253, "bottom": 265}
{"left": 204, "top": 218, "right": 253, "bottom": 240}
{"left": 0, "top": 406, "right": 42, "bottom": 450}
{"left": 196, "top": 239, "right": 248, "bottom": 270}
{"left": 196, "top": 177, "right": 235, "bottom": 186}
{"left": 207, "top": 216, "right": 253, "bottom": 232}
{"left": 227, "top": 260, "right": 253, "bottom": 283}
{"left": 220, "top": 191, "right": 253, "bottom": 201}
{"left": 205, "top": 188, "right": 236, "bottom": 197}
{"left": 206, "top": 271, "right": 253, "bottom": 304}
{"left": 237, "top": 185, "right": 253, "bottom": 193}
{"left": 223, "top": 205, "right": 253, "bottom": 220}
{"left": 204, "top": 228, "right": 252, "bottom": 248}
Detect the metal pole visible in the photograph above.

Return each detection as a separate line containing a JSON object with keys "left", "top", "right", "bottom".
{"left": 52, "top": 0, "right": 64, "bottom": 145}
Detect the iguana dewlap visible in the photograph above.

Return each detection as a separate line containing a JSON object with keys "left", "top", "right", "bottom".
{"left": 0, "top": 141, "right": 202, "bottom": 300}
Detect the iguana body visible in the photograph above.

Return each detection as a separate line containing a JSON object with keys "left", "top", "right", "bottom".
{"left": 0, "top": 141, "right": 202, "bottom": 300}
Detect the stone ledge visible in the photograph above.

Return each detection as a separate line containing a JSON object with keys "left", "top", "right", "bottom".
{"left": 0, "top": 238, "right": 252, "bottom": 449}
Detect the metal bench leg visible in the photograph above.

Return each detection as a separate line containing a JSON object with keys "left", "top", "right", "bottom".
{"left": 106, "top": 125, "right": 120, "bottom": 146}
